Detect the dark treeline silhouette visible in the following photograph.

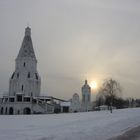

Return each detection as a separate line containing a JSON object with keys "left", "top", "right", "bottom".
{"left": 95, "top": 78, "right": 140, "bottom": 112}
{"left": 96, "top": 96, "right": 127, "bottom": 109}
{"left": 96, "top": 96, "right": 140, "bottom": 109}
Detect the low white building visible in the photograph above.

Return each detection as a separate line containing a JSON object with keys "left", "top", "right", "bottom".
{"left": 95, "top": 105, "right": 117, "bottom": 111}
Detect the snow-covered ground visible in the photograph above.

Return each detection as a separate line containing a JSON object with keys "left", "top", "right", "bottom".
{"left": 0, "top": 108, "right": 140, "bottom": 140}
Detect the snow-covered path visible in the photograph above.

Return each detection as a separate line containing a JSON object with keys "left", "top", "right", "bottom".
{"left": 108, "top": 125, "right": 140, "bottom": 140}
{"left": 0, "top": 108, "right": 140, "bottom": 140}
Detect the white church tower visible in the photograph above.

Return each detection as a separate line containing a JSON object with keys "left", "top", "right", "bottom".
{"left": 0, "top": 27, "right": 55, "bottom": 115}
{"left": 9, "top": 27, "right": 41, "bottom": 97}
{"left": 81, "top": 80, "right": 92, "bottom": 111}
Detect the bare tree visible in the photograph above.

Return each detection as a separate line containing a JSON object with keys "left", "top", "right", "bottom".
{"left": 102, "top": 78, "right": 122, "bottom": 113}
{"left": 96, "top": 88, "right": 106, "bottom": 107}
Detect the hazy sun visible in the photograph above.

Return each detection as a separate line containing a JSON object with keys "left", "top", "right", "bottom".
{"left": 90, "top": 81, "right": 97, "bottom": 89}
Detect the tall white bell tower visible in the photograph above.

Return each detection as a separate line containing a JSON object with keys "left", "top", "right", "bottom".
{"left": 9, "top": 27, "right": 41, "bottom": 97}
{"left": 81, "top": 80, "right": 91, "bottom": 111}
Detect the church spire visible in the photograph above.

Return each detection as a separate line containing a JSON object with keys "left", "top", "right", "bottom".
{"left": 82, "top": 79, "right": 90, "bottom": 89}
{"left": 25, "top": 26, "right": 31, "bottom": 36}
{"left": 16, "top": 27, "right": 36, "bottom": 59}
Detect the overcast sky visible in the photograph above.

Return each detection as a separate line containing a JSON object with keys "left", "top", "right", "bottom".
{"left": 0, "top": 0, "right": 140, "bottom": 100}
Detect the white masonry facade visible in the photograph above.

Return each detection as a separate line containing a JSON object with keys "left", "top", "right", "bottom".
{"left": 9, "top": 27, "right": 41, "bottom": 97}
{"left": 81, "top": 80, "right": 92, "bottom": 111}
{"left": 0, "top": 27, "right": 54, "bottom": 115}
{"left": 70, "top": 80, "right": 92, "bottom": 112}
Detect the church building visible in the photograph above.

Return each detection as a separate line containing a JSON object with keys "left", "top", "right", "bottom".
{"left": 0, "top": 27, "right": 93, "bottom": 115}
{"left": 70, "top": 80, "right": 92, "bottom": 112}
{"left": 0, "top": 27, "right": 54, "bottom": 115}
{"left": 81, "top": 80, "right": 92, "bottom": 111}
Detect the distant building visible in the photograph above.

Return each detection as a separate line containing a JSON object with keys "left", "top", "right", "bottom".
{"left": 60, "top": 101, "right": 71, "bottom": 113}
{"left": 81, "top": 80, "right": 92, "bottom": 111}
{"left": 70, "top": 93, "right": 81, "bottom": 112}
{"left": 70, "top": 80, "right": 92, "bottom": 112}
{"left": 0, "top": 27, "right": 54, "bottom": 115}
{"left": 95, "top": 105, "right": 108, "bottom": 111}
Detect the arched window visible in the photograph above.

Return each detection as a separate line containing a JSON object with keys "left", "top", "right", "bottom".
{"left": 17, "top": 73, "right": 19, "bottom": 78}
{"left": 35, "top": 73, "right": 38, "bottom": 80}
{"left": 28, "top": 72, "right": 30, "bottom": 78}
{"left": 1, "top": 107, "right": 3, "bottom": 114}
{"left": 11, "top": 72, "right": 15, "bottom": 79}
{"left": 17, "top": 110, "right": 20, "bottom": 114}
{"left": 21, "top": 85, "right": 24, "bottom": 91}
{"left": 23, "top": 62, "right": 26, "bottom": 67}
{"left": 23, "top": 107, "right": 31, "bottom": 114}
{"left": 5, "top": 107, "right": 7, "bottom": 114}
{"left": 9, "top": 107, "right": 14, "bottom": 115}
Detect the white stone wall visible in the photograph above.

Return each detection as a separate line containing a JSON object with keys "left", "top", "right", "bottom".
{"left": 9, "top": 58, "right": 41, "bottom": 97}
{"left": 0, "top": 101, "right": 54, "bottom": 115}
{"left": 70, "top": 93, "right": 81, "bottom": 112}
{"left": 0, "top": 102, "right": 33, "bottom": 114}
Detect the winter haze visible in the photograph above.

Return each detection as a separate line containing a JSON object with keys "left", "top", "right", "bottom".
{"left": 0, "top": 0, "right": 140, "bottom": 99}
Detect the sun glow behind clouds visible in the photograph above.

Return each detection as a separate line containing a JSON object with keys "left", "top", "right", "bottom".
{"left": 90, "top": 81, "right": 98, "bottom": 89}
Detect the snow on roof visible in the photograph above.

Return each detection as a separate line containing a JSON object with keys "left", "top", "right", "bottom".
{"left": 33, "top": 96, "right": 52, "bottom": 100}
{"left": 16, "top": 92, "right": 24, "bottom": 95}
{"left": 40, "top": 93, "right": 48, "bottom": 96}
{"left": 99, "top": 105, "right": 108, "bottom": 107}
{"left": 24, "top": 96, "right": 31, "bottom": 97}
{"left": 60, "top": 101, "right": 71, "bottom": 106}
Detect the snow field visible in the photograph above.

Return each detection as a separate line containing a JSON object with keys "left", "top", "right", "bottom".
{"left": 0, "top": 108, "right": 140, "bottom": 140}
